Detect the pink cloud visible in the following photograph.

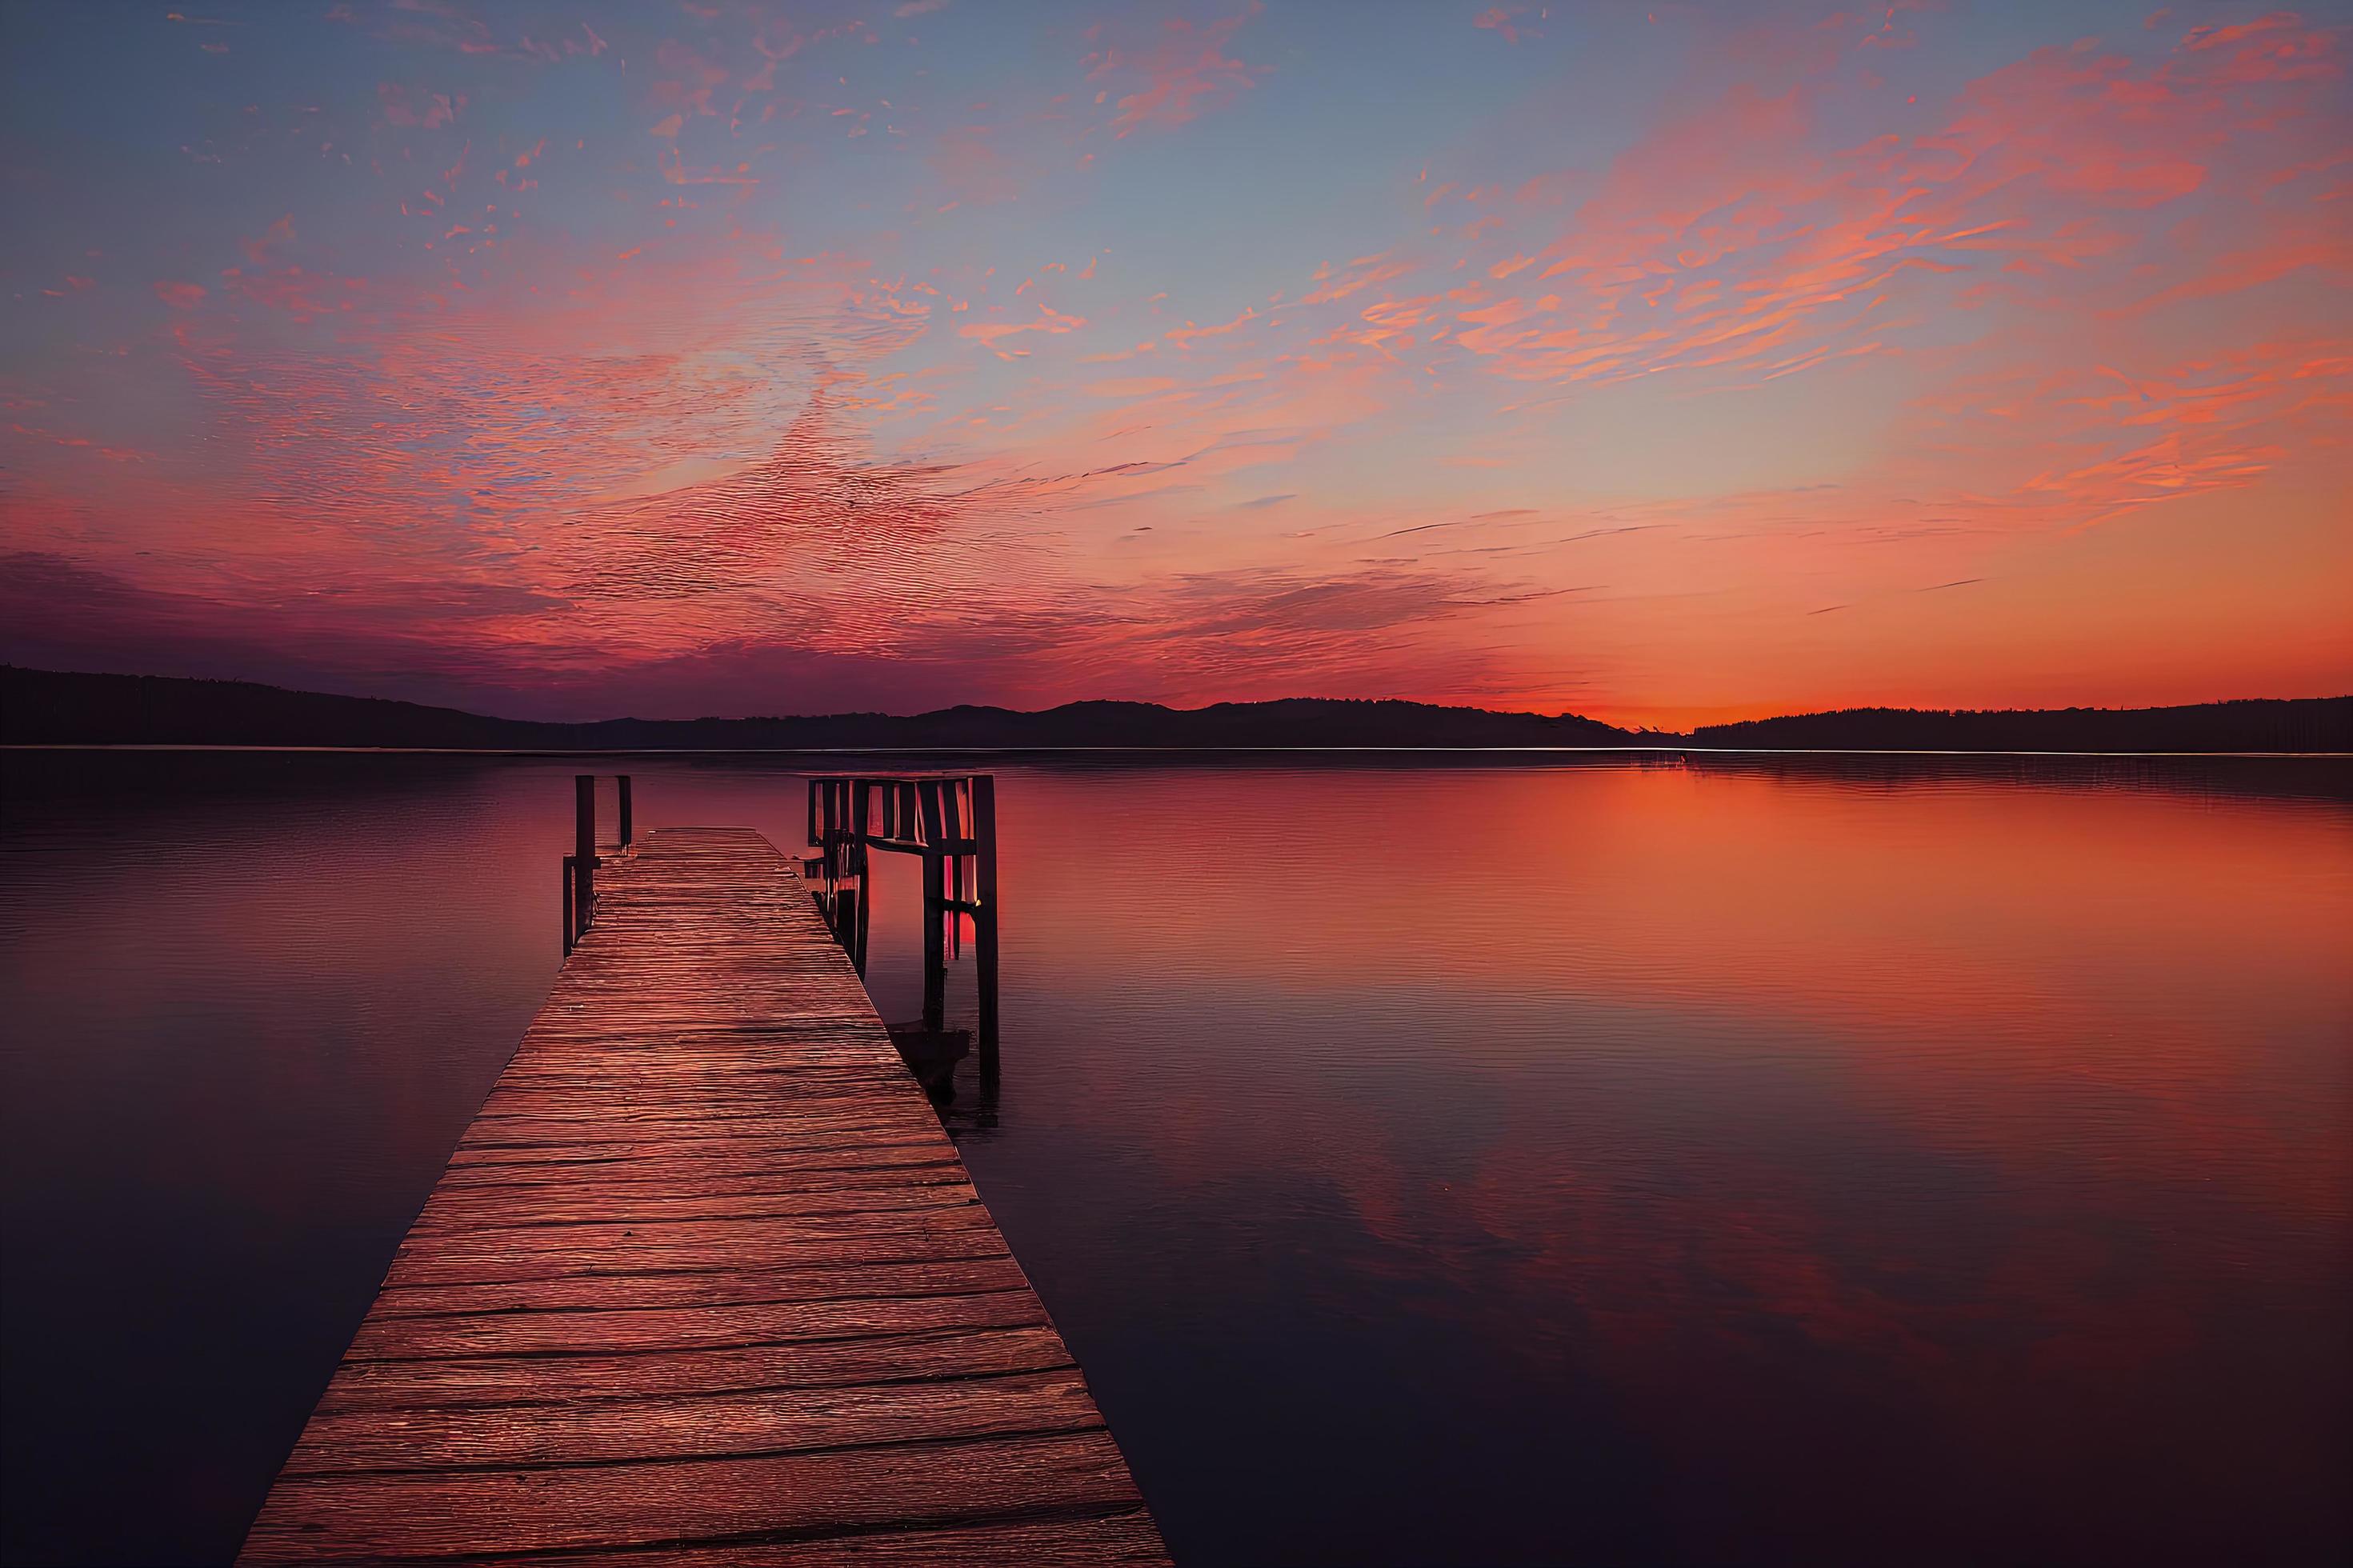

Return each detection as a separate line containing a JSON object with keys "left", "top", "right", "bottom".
{"left": 1473, "top": 7, "right": 1539, "bottom": 47}
{"left": 378, "top": 82, "right": 463, "bottom": 129}
{"left": 958, "top": 302, "right": 1088, "bottom": 355}
{"left": 1083, "top": 2, "right": 1268, "bottom": 140}
{"left": 1387, "top": 14, "right": 2351, "bottom": 406}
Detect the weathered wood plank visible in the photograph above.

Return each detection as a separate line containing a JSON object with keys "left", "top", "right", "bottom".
{"left": 279, "top": 1369, "right": 1108, "bottom": 1474}
{"left": 379, "top": 1215, "right": 1006, "bottom": 1288}
{"left": 238, "top": 827, "right": 1166, "bottom": 1565}
{"left": 442, "top": 1134, "right": 952, "bottom": 1172}
{"left": 376, "top": 1232, "right": 1017, "bottom": 1293}
{"left": 367, "top": 1256, "right": 1034, "bottom": 1319}
{"left": 242, "top": 1429, "right": 1145, "bottom": 1560}
{"left": 459, "top": 1510, "right": 1170, "bottom": 1566}
{"left": 410, "top": 1177, "right": 982, "bottom": 1231}
{"left": 436, "top": 1155, "right": 967, "bottom": 1194}
{"left": 348, "top": 1287, "right": 1048, "bottom": 1360}
{"left": 313, "top": 1326, "right": 1079, "bottom": 1414}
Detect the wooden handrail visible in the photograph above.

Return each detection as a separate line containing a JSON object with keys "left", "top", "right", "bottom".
{"left": 803, "top": 773, "right": 999, "bottom": 1071}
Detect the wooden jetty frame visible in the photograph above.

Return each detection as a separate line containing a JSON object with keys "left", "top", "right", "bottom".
{"left": 561, "top": 772, "right": 632, "bottom": 955}
{"left": 803, "top": 774, "right": 1000, "bottom": 1062}
{"left": 239, "top": 793, "right": 1164, "bottom": 1563}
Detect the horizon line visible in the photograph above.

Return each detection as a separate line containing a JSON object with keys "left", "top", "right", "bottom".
{"left": 9, "top": 745, "right": 2350, "bottom": 762}
{"left": 6, "top": 664, "right": 2348, "bottom": 732}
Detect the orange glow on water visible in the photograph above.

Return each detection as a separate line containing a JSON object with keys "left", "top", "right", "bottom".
{"left": 6, "top": 754, "right": 2348, "bottom": 1559}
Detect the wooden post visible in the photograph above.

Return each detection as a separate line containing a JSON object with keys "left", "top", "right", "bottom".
{"left": 919, "top": 780, "right": 954, "bottom": 1030}
{"left": 817, "top": 782, "right": 839, "bottom": 931}
{"left": 950, "top": 780, "right": 966, "bottom": 960}
{"left": 917, "top": 779, "right": 946, "bottom": 962}
{"left": 562, "top": 854, "right": 577, "bottom": 955}
{"left": 921, "top": 847, "right": 946, "bottom": 1032}
{"left": 850, "top": 779, "right": 870, "bottom": 975}
{"left": 574, "top": 774, "right": 596, "bottom": 931}
{"left": 617, "top": 775, "right": 633, "bottom": 846}
{"left": 973, "top": 774, "right": 999, "bottom": 1074}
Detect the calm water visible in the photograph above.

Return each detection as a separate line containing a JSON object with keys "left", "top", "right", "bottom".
{"left": 2, "top": 751, "right": 2349, "bottom": 1566}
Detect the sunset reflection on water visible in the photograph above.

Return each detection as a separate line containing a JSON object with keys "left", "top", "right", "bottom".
{"left": 3, "top": 752, "right": 2347, "bottom": 1564}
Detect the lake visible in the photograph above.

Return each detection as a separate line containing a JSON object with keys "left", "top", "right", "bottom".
{"left": 2, "top": 750, "right": 2348, "bottom": 1565}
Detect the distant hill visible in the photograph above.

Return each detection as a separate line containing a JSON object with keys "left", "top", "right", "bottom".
{"left": 1690, "top": 700, "right": 2350, "bottom": 754}
{"left": 0, "top": 667, "right": 1637, "bottom": 749}
{"left": 2, "top": 666, "right": 2345, "bottom": 753}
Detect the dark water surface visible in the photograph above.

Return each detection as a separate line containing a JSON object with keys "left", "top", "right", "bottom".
{"left": 2, "top": 751, "right": 2348, "bottom": 1566}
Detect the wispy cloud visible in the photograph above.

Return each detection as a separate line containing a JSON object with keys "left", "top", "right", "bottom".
{"left": 2, "top": 2, "right": 2347, "bottom": 724}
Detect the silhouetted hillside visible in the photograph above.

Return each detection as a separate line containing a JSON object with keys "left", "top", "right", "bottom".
{"left": 1691, "top": 700, "right": 2350, "bottom": 754}
{"left": 3, "top": 668, "right": 531, "bottom": 750}
{"left": 0, "top": 668, "right": 1635, "bottom": 749}
{"left": 3, "top": 667, "right": 2344, "bottom": 752}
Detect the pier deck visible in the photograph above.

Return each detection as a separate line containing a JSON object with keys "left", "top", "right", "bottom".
{"left": 240, "top": 827, "right": 1166, "bottom": 1564}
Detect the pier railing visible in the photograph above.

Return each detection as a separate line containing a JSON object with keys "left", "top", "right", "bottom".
{"left": 560, "top": 772, "right": 632, "bottom": 954}
{"left": 804, "top": 774, "right": 999, "bottom": 1062}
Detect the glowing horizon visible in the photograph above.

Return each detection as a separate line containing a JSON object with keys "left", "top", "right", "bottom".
{"left": 3, "top": 1, "right": 2349, "bottom": 728}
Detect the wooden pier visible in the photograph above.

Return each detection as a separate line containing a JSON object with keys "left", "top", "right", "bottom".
{"left": 239, "top": 818, "right": 1166, "bottom": 1563}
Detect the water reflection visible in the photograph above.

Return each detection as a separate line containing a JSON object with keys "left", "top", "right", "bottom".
{"left": 2, "top": 751, "right": 2347, "bottom": 1564}
{"left": 927, "top": 759, "right": 2353, "bottom": 1564}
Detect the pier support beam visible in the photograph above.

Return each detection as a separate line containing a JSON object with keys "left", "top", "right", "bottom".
{"left": 922, "top": 847, "right": 946, "bottom": 1032}
{"left": 850, "top": 778, "right": 870, "bottom": 975}
{"left": 573, "top": 774, "right": 596, "bottom": 934}
{"left": 974, "top": 774, "right": 999, "bottom": 1076}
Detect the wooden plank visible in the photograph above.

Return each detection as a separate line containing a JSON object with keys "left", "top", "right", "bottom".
{"left": 410, "top": 1176, "right": 983, "bottom": 1230}
{"left": 239, "top": 827, "right": 1166, "bottom": 1565}
{"left": 366, "top": 1257, "right": 1032, "bottom": 1319}
{"left": 242, "top": 1430, "right": 1145, "bottom": 1562}
{"left": 366, "top": 1252, "right": 1030, "bottom": 1309}
{"left": 461, "top": 1510, "right": 1170, "bottom": 1566}
{"left": 347, "top": 1288, "right": 1049, "bottom": 1361}
{"left": 436, "top": 1152, "right": 966, "bottom": 1192}
{"left": 378, "top": 1215, "right": 1007, "bottom": 1289}
{"left": 443, "top": 1132, "right": 951, "bottom": 1169}
{"left": 312, "top": 1326, "right": 1080, "bottom": 1417}
{"left": 280, "top": 1369, "right": 1108, "bottom": 1474}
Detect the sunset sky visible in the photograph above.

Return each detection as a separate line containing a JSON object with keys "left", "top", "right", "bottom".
{"left": 2, "top": 1, "right": 2347, "bottom": 726}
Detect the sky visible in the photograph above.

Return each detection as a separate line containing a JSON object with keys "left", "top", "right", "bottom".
{"left": 2, "top": 1, "right": 2348, "bottom": 726}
